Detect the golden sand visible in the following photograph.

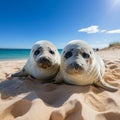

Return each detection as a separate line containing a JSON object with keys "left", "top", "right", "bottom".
{"left": 0, "top": 48, "right": 120, "bottom": 120}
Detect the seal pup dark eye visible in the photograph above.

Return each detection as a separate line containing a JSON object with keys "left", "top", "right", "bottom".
{"left": 34, "top": 50, "right": 40, "bottom": 55}
{"left": 49, "top": 50, "right": 55, "bottom": 55}
{"left": 82, "top": 52, "right": 90, "bottom": 58}
{"left": 64, "top": 51, "right": 73, "bottom": 59}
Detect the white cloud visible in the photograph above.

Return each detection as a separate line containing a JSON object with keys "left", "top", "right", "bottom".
{"left": 106, "top": 29, "right": 120, "bottom": 34}
{"left": 78, "top": 25, "right": 99, "bottom": 34}
{"left": 78, "top": 25, "right": 120, "bottom": 34}
{"left": 100, "top": 30, "right": 106, "bottom": 33}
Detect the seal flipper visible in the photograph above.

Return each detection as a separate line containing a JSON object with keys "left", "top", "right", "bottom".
{"left": 11, "top": 67, "right": 28, "bottom": 77}
{"left": 94, "top": 77, "right": 118, "bottom": 92}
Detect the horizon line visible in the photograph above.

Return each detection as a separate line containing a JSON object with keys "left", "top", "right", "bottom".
{"left": 0, "top": 47, "right": 63, "bottom": 49}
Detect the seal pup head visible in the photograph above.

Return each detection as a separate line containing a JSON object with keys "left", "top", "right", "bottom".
{"left": 61, "top": 40, "right": 94, "bottom": 75}
{"left": 31, "top": 40, "right": 60, "bottom": 70}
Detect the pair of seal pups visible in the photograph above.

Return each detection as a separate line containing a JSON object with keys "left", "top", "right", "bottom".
{"left": 12, "top": 40, "right": 118, "bottom": 92}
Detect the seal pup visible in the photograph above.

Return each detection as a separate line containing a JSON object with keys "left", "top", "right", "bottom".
{"left": 12, "top": 40, "right": 60, "bottom": 81}
{"left": 55, "top": 40, "right": 118, "bottom": 92}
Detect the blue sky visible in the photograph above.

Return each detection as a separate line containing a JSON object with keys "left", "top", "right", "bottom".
{"left": 0, "top": 0, "right": 120, "bottom": 49}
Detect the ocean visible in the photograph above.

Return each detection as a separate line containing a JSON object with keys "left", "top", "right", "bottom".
{"left": 0, "top": 49, "right": 62, "bottom": 61}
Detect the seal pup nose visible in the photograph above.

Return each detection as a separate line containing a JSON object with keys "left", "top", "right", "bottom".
{"left": 38, "top": 57, "right": 52, "bottom": 68}
{"left": 39, "top": 57, "right": 50, "bottom": 63}
{"left": 74, "top": 63, "right": 80, "bottom": 70}
{"left": 70, "top": 62, "right": 83, "bottom": 70}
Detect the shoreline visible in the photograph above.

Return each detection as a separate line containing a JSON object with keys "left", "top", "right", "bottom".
{"left": 0, "top": 49, "right": 62, "bottom": 61}
{"left": 0, "top": 58, "right": 27, "bottom": 62}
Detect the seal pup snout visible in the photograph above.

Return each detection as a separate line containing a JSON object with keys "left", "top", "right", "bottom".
{"left": 38, "top": 57, "right": 52, "bottom": 69}
{"left": 69, "top": 62, "right": 83, "bottom": 70}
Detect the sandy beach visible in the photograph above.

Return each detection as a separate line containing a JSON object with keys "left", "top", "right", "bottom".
{"left": 0, "top": 47, "right": 120, "bottom": 120}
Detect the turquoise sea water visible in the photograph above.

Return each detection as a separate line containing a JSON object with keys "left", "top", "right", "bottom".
{"left": 0, "top": 49, "right": 62, "bottom": 61}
